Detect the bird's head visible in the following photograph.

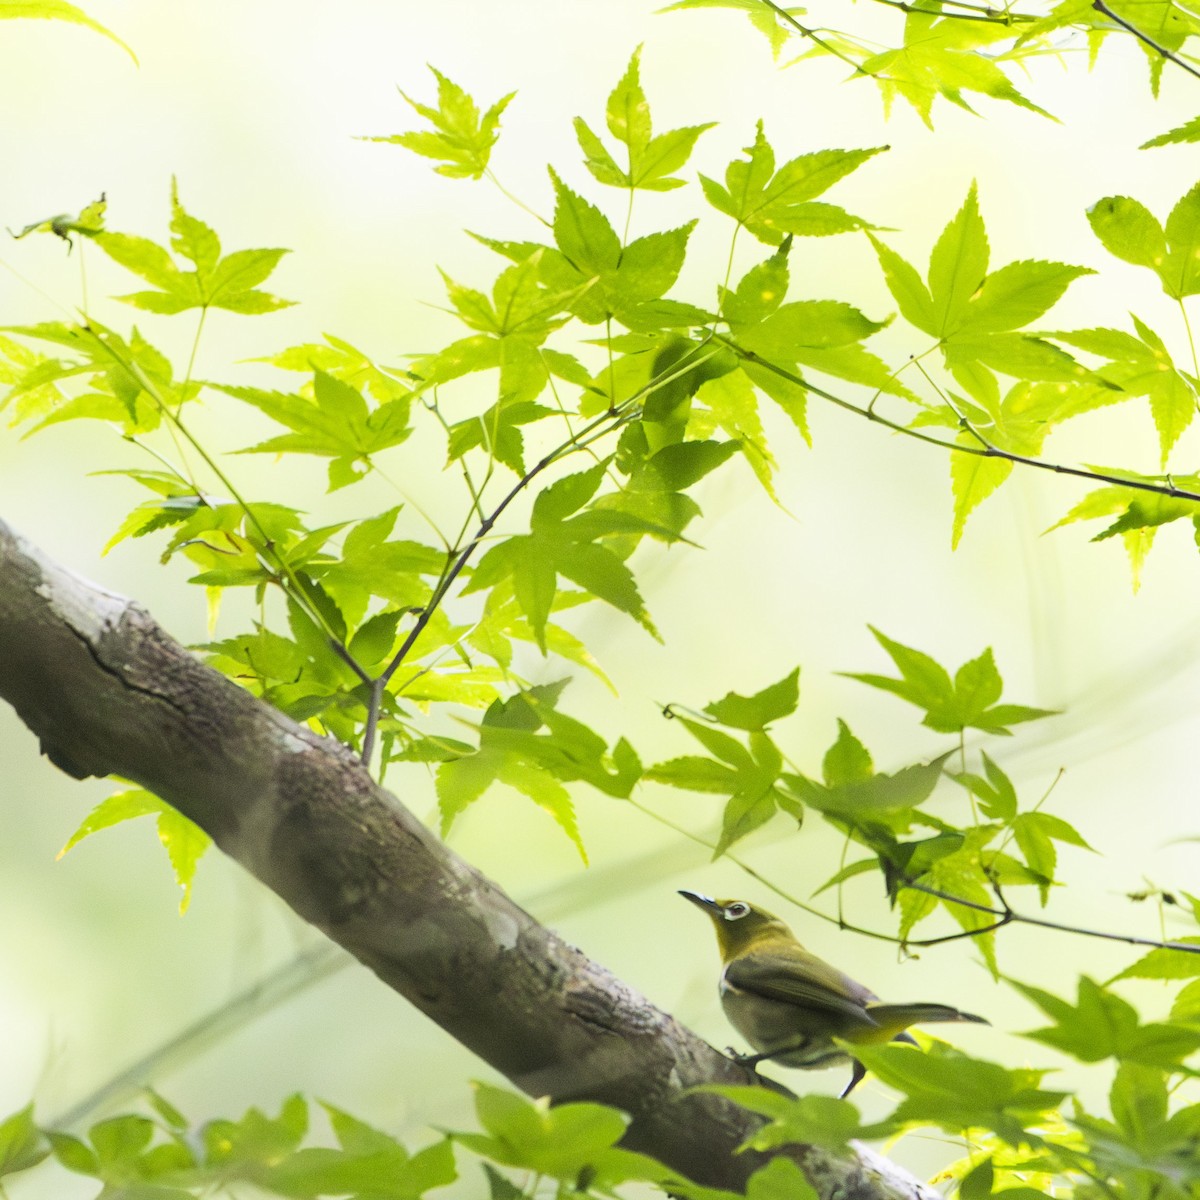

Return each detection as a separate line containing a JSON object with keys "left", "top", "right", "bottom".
{"left": 679, "top": 890, "right": 794, "bottom": 960}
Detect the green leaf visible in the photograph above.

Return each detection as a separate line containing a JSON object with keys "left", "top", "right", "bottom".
{"left": 745, "top": 1158, "right": 821, "bottom": 1200}
{"left": 659, "top": 0, "right": 802, "bottom": 56}
{"left": 606, "top": 46, "right": 652, "bottom": 150}
{"left": 953, "top": 751, "right": 1018, "bottom": 821}
{"left": 0, "top": 0, "right": 137, "bottom": 62}
{"left": 59, "top": 787, "right": 167, "bottom": 856}
{"left": 701, "top": 123, "right": 885, "bottom": 245}
{"left": 465, "top": 463, "right": 660, "bottom": 650}
{"left": 366, "top": 66, "right": 514, "bottom": 179}
{"left": 929, "top": 184, "right": 989, "bottom": 336}
{"left": 722, "top": 241, "right": 791, "bottom": 330}
{"left": 861, "top": 14, "right": 1053, "bottom": 127}
{"left": 844, "top": 629, "right": 1058, "bottom": 735}
{"left": 577, "top": 46, "right": 715, "bottom": 192}
{"left": 1088, "top": 196, "right": 1168, "bottom": 270}
{"left": 156, "top": 806, "right": 211, "bottom": 913}
{"left": 849, "top": 1041, "right": 1066, "bottom": 1146}
{"left": 551, "top": 168, "right": 621, "bottom": 274}
{"left": 435, "top": 688, "right": 640, "bottom": 861}
{"left": 48, "top": 1131, "right": 98, "bottom": 1175}
{"left": 59, "top": 787, "right": 209, "bottom": 912}
{"left": 222, "top": 369, "right": 412, "bottom": 488}
{"left": 1142, "top": 112, "right": 1200, "bottom": 148}
{"left": 1089, "top": 184, "right": 1200, "bottom": 300}
{"left": 703, "top": 668, "right": 800, "bottom": 731}
{"left": 645, "top": 755, "right": 738, "bottom": 793}
{"left": 951, "top": 450, "right": 1012, "bottom": 550}
{"left": 1163, "top": 182, "right": 1200, "bottom": 299}
{"left": 1110, "top": 937, "right": 1200, "bottom": 983}
{"left": 205, "top": 1096, "right": 309, "bottom": 1168}
{"left": 793, "top": 747, "right": 949, "bottom": 819}
{"left": 1015, "top": 976, "right": 1200, "bottom": 1067}
{"left": 0, "top": 1106, "right": 48, "bottom": 1177}
{"left": 959, "top": 260, "right": 1094, "bottom": 335}
{"left": 1051, "top": 321, "right": 1198, "bottom": 466}
{"left": 482, "top": 1163, "right": 525, "bottom": 1200}
{"left": 738, "top": 300, "right": 889, "bottom": 357}
{"left": 744, "top": 360, "right": 810, "bottom": 444}
{"left": 695, "top": 369, "right": 778, "bottom": 497}
{"left": 95, "top": 180, "right": 292, "bottom": 315}
{"left": 703, "top": 1086, "right": 866, "bottom": 1154}
{"left": 89, "top": 1114, "right": 154, "bottom": 1164}
{"left": 460, "top": 1084, "right": 668, "bottom": 1189}
{"left": 869, "top": 233, "right": 936, "bottom": 335}
{"left": 655, "top": 718, "right": 791, "bottom": 855}
{"left": 3, "top": 321, "right": 194, "bottom": 435}
{"left": 943, "top": 374, "right": 1111, "bottom": 546}
{"left": 574, "top": 117, "right": 627, "bottom": 188}
{"left": 1109, "top": 1062, "right": 1169, "bottom": 1149}
{"left": 821, "top": 719, "right": 873, "bottom": 786}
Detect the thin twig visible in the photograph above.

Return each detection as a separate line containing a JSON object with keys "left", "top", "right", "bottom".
{"left": 723, "top": 338, "right": 1200, "bottom": 505}
{"left": 903, "top": 877, "right": 1200, "bottom": 954}
{"left": 1092, "top": 0, "right": 1200, "bottom": 82}
{"left": 867, "top": 0, "right": 1038, "bottom": 25}
{"left": 756, "top": 0, "right": 877, "bottom": 75}
{"left": 357, "top": 338, "right": 722, "bottom": 764}
{"left": 86, "top": 329, "right": 373, "bottom": 683}
{"left": 629, "top": 791, "right": 1196, "bottom": 957}
{"left": 49, "top": 943, "right": 348, "bottom": 1131}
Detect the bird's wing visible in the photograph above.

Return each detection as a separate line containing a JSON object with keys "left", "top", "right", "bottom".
{"left": 724, "top": 949, "right": 880, "bottom": 1027}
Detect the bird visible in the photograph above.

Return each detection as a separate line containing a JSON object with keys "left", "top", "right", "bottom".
{"left": 680, "top": 890, "right": 988, "bottom": 1097}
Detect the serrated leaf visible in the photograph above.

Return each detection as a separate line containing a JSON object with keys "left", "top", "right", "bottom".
{"left": 1142, "top": 113, "right": 1200, "bottom": 148}
{"left": 869, "top": 233, "right": 936, "bottom": 335}
{"left": 367, "top": 66, "right": 514, "bottom": 179}
{"left": 0, "top": 1, "right": 136, "bottom": 62}
{"left": 844, "top": 628, "right": 1057, "bottom": 734}
{"left": 703, "top": 667, "right": 799, "bottom": 730}
{"left": 929, "top": 184, "right": 989, "bottom": 336}
{"left": 703, "top": 124, "right": 885, "bottom": 246}
{"left": 95, "top": 181, "right": 291, "bottom": 315}
{"left": 738, "top": 300, "right": 889, "bottom": 357}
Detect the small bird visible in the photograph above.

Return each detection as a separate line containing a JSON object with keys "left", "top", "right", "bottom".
{"left": 680, "top": 891, "right": 988, "bottom": 1097}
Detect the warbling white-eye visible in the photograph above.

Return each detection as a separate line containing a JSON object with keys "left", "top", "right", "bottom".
{"left": 680, "top": 891, "right": 988, "bottom": 1096}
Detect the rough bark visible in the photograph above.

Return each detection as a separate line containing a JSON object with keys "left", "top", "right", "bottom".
{"left": 0, "top": 518, "right": 941, "bottom": 1198}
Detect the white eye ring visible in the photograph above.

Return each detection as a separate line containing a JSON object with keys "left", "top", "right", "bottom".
{"left": 725, "top": 902, "right": 749, "bottom": 920}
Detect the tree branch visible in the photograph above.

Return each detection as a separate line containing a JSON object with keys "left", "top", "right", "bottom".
{"left": 0, "top": 518, "right": 942, "bottom": 1197}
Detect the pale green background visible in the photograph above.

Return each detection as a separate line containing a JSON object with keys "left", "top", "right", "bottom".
{"left": 1, "top": 1, "right": 1198, "bottom": 1192}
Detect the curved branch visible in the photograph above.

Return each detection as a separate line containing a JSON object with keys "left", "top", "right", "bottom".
{"left": 0, "top": 518, "right": 941, "bottom": 1198}
{"left": 724, "top": 341, "right": 1200, "bottom": 506}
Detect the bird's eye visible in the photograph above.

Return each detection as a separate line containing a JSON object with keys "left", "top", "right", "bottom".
{"left": 725, "top": 902, "right": 750, "bottom": 920}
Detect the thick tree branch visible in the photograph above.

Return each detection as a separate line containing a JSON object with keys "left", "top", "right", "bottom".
{"left": 0, "top": 518, "right": 940, "bottom": 1197}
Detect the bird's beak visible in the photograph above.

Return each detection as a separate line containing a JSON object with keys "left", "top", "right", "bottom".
{"left": 678, "top": 889, "right": 722, "bottom": 915}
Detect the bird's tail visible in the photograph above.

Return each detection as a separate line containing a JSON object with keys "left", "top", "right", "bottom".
{"left": 864, "top": 1002, "right": 989, "bottom": 1038}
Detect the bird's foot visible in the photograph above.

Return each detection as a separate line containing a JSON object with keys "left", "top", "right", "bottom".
{"left": 726, "top": 1047, "right": 768, "bottom": 1070}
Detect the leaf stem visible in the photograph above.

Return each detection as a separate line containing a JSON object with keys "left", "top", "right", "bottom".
{"left": 1180, "top": 298, "right": 1200, "bottom": 388}
{"left": 485, "top": 168, "right": 551, "bottom": 228}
